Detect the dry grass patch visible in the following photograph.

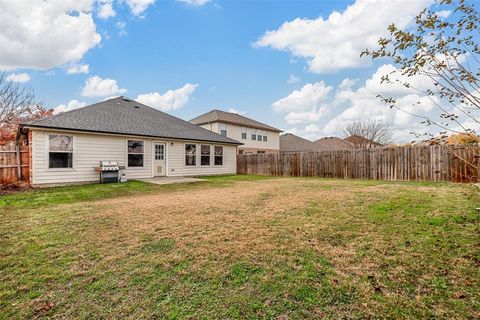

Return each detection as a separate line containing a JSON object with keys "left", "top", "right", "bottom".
{"left": 0, "top": 176, "right": 479, "bottom": 319}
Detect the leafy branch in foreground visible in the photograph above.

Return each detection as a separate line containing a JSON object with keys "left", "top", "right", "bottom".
{"left": 362, "top": 0, "right": 480, "bottom": 143}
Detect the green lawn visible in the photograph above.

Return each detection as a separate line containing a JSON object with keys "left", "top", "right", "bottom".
{"left": 0, "top": 176, "right": 479, "bottom": 319}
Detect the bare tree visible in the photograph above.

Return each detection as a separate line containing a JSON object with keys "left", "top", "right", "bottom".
{"left": 343, "top": 120, "right": 393, "bottom": 148}
{"left": 0, "top": 72, "right": 51, "bottom": 144}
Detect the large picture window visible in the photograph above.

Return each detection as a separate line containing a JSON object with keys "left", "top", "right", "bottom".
{"left": 214, "top": 146, "right": 223, "bottom": 166}
{"left": 201, "top": 145, "right": 211, "bottom": 166}
{"left": 128, "top": 140, "right": 144, "bottom": 167}
{"left": 185, "top": 144, "right": 196, "bottom": 166}
{"left": 49, "top": 134, "right": 73, "bottom": 168}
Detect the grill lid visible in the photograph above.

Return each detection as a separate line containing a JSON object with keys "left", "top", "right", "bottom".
{"left": 99, "top": 160, "right": 119, "bottom": 170}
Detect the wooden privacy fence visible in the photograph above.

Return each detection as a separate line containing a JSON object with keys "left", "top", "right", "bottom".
{"left": 0, "top": 145, "right": 29, "bottom": 184}
{"left": 237, "top": 145, "right": 480, "bottom": 183}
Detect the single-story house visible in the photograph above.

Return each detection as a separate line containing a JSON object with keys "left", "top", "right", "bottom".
{"left": 18, "top": 97, "right": 242, "bottom": 186}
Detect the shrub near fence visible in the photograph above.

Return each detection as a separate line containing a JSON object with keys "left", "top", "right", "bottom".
{"left": 237, "top": 145, "right": 480, "bottom": 183}
{"left": 0, "top": 145, "right": 29, "bottom": 184}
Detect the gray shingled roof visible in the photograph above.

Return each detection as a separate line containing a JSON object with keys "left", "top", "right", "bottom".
{"left": 280, "top": 133, "right": 328, "bottom": 153}
{"left": 190, "top": 109, "right": 282, "bottom": 132}
{"left": 23, "top": 97, "right": 242, "bottom": 145}
{"left": 314, "top": 137, "right": 354, "bottom": 150}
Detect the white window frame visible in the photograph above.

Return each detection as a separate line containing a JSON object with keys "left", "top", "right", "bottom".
{"left": 200, "top": 144, "right": 211, "bottom": 166}
{"left": 185, "top": 143, "right": 197, "bottom": 166}
{"left": 154, "top": 143, "right": 165, "bottom": 160}
{"left": 241, "top": 127, "right": 247, "bottom": 140}
{"left": 46, "top": 133, "right": 75, "bottom": 170}
{"left": 214, "top": 145, "right": 224, "bottom": 166}
{"left": 251, "top": 129, "right": 257, "bottom": 141}
{"left": 219, "top": 123, "right": 228, "bottom": 137}
{"left": 127, "top": 139, "right": 145, "bottom": 168}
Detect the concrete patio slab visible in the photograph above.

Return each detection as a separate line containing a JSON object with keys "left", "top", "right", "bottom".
{"left": 138, "top": 176, "right": 204, "bottom": 185}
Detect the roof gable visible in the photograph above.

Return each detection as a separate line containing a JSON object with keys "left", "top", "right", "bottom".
{"left": 190, "top": 109, "right": 282, "bottom": 132}
{"left": 280, "top": 133, "right": 328, "bottom": 152}
{"left": 24, "top": 97, "right": 241, "bottom": 145}
{"left": 314, "top": 137, "right": 354, "bottom": 150}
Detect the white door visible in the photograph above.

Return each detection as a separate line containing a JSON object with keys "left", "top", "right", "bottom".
{"left": 154, "top": 143, "right": 166, "bottom": 176}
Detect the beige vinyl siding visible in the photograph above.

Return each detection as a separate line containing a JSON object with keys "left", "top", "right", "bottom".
{"left": 165, "top": 141, "right": 236, "bottom": 176}
{"left": 199, "top": 122, "right": 279, "bottom": 151}
{"left": 31, "top": 129, "right": 153, "bottom": 185}
{"left": 31, "top": 128, "right": 237, "bottom": 185}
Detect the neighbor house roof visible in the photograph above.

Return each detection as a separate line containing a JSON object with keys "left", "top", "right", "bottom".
{"left": 314, "top": 137, "right": 354, "bottom": 150}
{"left": 22, "top": 97, "right": 242, "bottom": 145}
{"left": 344, "top": 135, "right": 382, "bottom": 147}
{"left": 280, "top": 133, "right": 328, "bottom": 153}
{"left": 190, "top": 109, "right": 282, "bottom": 132}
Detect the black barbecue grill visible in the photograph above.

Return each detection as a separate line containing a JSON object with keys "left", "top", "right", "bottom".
{"left": 98, "top": 160, "right": 120, "bottom": 183}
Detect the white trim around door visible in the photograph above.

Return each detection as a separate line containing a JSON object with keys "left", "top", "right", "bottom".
{"left": 153, "top": 142, "right": 166, "bottom": 177}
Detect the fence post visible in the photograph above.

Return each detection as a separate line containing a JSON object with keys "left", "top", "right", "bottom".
{"left": 16, "top": 145, "right": 21, "bottom": 180}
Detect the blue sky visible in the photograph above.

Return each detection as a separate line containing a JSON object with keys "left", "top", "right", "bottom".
{"left": 2, "top": 0, "right": 462, "bottom": 142}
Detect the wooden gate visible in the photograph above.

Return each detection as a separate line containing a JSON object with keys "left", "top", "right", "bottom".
{"left": 0, "top": 144, "right": 29, "bottom": 184}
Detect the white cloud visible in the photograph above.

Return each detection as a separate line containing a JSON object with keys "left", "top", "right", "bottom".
{"left": 273, "top": 81, "right": 333, "bottom": 125}
{"left": 81, "top": 75, "right": 127, "bottom": 97}
{"left": 136, "top": 83, "right": 198, "bottom": 111}
{"left": 116, "top": 21, "right": 127, "bottom": 37}
{"left": 0, "top": 1, "right": 101, "bottom": 71}
{"left": 338, "top": 78, "right": 358, "bottom": 91}
{"left": 227, "top": 108, "right": 245, "bottom": 115}
{"left": 176, "top": 0, "right": 210, "bottom": 6}
{"left": 322, "top": 64, "right": 439, "bottom": 141}
{"left": 436, "top": 10, "right": 451, "bottom": 18}
{"left": 6, "top": 73, "right": 30, "bottom": 83}
{"left": 287, "top": 74, "right": 300, "bottom": 84}
{"left": 255, "top": 0, "right": 431, "bottom": 73}
{"left": 287, "top": 124, "right": 323, "bottom": 141}
{"left": 126, "top": 0, "right": 156, "bottom": 16}
{"left": 54, "top": 99, "right": 87, "bottom": 114}
{"left": 284, "top": 107, "right": 329, "bottom": 125}
{"left": 66, "top": 63, "right": 90, "bottom": 74}
{"left": 273, "top": 81, "right": 332, "bottom": 113}
{"left": 97, "top": 0, "right": 116, "bottom": 19}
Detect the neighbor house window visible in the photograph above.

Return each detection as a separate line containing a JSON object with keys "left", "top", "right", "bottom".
{"left": 257, "top": 130, "right": 263, "bottom": 141}
{"left": 214, "top": 146, "right": 223, "bottom": 165}
{"left": 263, "top": 132, "right": 268, "bottom": 142}
{"left": 201, "top": 145, "right": 211, "bottom": 166}
{"left": 48, "top": 134, "right": 73, "bottom": 168}
{"left": 241, "top": 127, "right": 247, "bottom": 140}
{"left": 251, "top": 129, "right": 257, "bottom": 140}
{"left": 128, "top": 140, "right": 144, "bottom": 167}
{"left": 219, "top": 123, "right": 227, "bottom": 136}
{"left": 185, "top": 144, "right": 196, "bottom": 166}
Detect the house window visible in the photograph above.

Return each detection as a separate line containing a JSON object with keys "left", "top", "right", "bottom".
{"left": 155, "top": 144, "right": 164, "bottom": 160}
{"left": 128, "top": 140, "right": 144, "bottom": 167}
{"left": 251, "top": 129, "right": 257, "bottom": 140}
{"left": 201, "top": 145, "right": 210, "bottom": 166}
{"left": 214, "top": 146, "right": 223, "bottom": 165}
{"left": 263, "top": 133, "right": 268, "bottom": 142}
{"left": 185, "top": 144, "right": 196, "bottom": 166}
{"left": 257, "top": 130, "right": 263, "bottom": 141}
{"left": 241, "top": 127, "right": 247, "bottom": 140}
{"left": 219, "top": 123, "right": 227, "bottom": 136}
{"left": 48, "top": 134, "right": 73, "bottom": 168}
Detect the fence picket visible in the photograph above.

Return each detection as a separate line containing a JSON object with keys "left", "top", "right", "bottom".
{"left": 236, "top": 145, "right": 479, "bottom": 183}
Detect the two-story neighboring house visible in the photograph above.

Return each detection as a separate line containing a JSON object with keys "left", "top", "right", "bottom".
{"left": 190, "top": 110, "right": 282, "bottom": 154}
